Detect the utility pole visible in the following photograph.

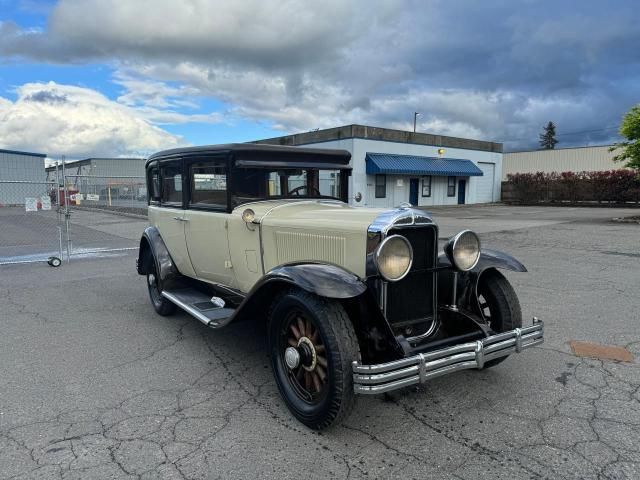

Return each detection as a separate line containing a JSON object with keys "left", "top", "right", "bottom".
{"left": 413, "top": 112, "right": 421, "bottom": 133}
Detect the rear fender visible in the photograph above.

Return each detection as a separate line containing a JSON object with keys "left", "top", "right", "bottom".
{"left": 136, "top": 226, "right": 180, "bottom": 288}
{"left": 437, "top": 249, "right": 526, "bottom": 312}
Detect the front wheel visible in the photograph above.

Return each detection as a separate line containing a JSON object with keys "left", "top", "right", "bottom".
{"left": 268, "top": 289, "right": 360, "bottom": 430}
{"left": 477, "top": 270, "right": 522, "bottom": 368}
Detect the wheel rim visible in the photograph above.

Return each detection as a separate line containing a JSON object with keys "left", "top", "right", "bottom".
{"left": 478, "top": 288, "right": 503, "bottom": 331}
{"left": 279, "top": 310, "right": 329, "bottom": 404}
{"left": 147, "top": 271, "right": 162, "bottom": 304}
{"left": 478, "top": 292, "right": 491, "bottom": 326}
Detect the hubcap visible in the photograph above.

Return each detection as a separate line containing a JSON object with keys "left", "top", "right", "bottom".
{"left": 284, "top": 347, "right": 300, "bottom": 369}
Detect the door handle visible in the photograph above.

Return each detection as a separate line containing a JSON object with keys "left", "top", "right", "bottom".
{"left": 173, "top": 216, "right": 189, "bottom": 222}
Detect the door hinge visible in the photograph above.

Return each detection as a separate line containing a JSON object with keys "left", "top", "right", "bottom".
{"left": 224, "top": 260, "right": 233, "bottom": 269}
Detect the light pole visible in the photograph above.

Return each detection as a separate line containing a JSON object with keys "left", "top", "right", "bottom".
{"left": 413, "top": 112, "right": 421, "bottom": 133}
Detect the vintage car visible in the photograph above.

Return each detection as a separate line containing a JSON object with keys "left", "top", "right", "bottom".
{"left": 136, "top": 144, "right": 543, "bottom": 429}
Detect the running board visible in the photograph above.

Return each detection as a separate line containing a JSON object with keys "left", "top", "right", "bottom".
{"left": 161, "top": 289, "right": 235, "bottom": 328}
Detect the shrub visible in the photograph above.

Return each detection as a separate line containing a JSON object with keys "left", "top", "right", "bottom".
{"left": 505, "top": 170, "right": 640, "bottom": 204}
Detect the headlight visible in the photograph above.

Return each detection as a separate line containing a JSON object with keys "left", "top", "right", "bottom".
{"left": 375, "top": 235, "right": 413, "bottom": 281}
{"left": 445, "top": 230, "right": 481, "bottom": 271}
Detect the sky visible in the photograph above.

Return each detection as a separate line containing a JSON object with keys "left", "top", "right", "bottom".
{"left": 0, "top": 0, "right": 639, "bottom": 159}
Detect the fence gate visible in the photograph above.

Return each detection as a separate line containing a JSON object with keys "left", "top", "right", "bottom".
{"left": 0, "top": 180, "right": 64, "bottom": 266}
{"left": 1, "top": 173, "right": 147, "bottom": 267}
{"left": 62, "top": 174, "right": 147, "bottom": 258}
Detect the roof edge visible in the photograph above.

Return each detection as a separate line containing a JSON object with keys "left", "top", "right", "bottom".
{"left": 254, "top": 124, "right": 502, "bottom": 153}
{"left": 0, "top": 148, "right": 47, "bottom": 157}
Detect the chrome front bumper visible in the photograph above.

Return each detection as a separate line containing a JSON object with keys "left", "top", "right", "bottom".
{"left": 352, "top": 318, "right": 544, "bottom": 394}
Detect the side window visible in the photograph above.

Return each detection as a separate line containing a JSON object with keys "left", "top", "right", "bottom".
{"left": 421, "top": 176, "right": 431, "bottom": 197}
{"left": 375, "top": 174, "right": 386, "bottom": 198}
{"left": 447, "top": 176, "right": 456, "bottom": 197}
{"left": 190, "top": 163, "right": 227, "bottom": 209}
{"left": 149, "top": 167, "right": 160, "bottom": 202}
{"left": 161, "top": 164, "right": 183, "bottom": 204}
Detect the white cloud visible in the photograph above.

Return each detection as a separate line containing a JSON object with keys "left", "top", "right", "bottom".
{"left": 1, "top": 0, "right": 637, "bottom": 150}
{"left": 0, "top": 82, "right": 185, "bottom": 157}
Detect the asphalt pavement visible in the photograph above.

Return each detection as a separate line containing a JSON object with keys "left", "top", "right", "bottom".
{"left": 1, "top": 205, "right": 639, "bottom": 479}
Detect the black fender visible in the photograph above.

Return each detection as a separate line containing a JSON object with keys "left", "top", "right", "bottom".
{"left": 437, "top": 248, "right": 526, "bottom": 313}
{"left": 231, "top": 263, "right": 403, "bottom": 363}
{"left": 261, "top": 263, "right": 367, "bottom": 299}
{"left": 136, "top": 226, "right": 180, "bottom": 288}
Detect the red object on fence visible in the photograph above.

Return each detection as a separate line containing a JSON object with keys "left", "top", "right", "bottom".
{"left": 58, "top": 188, "right": 78, "bottom": 206}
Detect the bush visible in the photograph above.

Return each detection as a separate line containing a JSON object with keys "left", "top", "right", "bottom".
{"left": 505, "top": 170, "right": 640, "bottom": 204}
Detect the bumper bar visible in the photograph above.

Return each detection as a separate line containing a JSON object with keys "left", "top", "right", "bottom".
{"left": 352, "top": 318, "right": 544, "bottom": 394}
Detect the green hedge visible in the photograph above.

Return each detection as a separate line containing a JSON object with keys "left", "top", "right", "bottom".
{"left": 504, "top": 170, "right": 640, "bottom": 204}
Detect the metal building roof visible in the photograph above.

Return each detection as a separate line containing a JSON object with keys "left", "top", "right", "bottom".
{"left": 365, "top": 153, "right": 484, "bottom": 176}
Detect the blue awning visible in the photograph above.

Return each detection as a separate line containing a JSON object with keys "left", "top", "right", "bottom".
{"left": 365, "top": 153, "right": 483, "bottom": 176}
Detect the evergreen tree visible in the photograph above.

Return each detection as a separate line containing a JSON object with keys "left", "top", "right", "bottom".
{"left": 539, "top": 121, "right": 559, "bottom": 149}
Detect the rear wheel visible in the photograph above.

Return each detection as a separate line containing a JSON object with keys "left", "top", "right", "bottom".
{"left": 268, "top": 289, "right": 359, "bottom": 430}
{"left": 477, "top": 270, "right": 522, "bottom": 368}
{"left": 147, "top": 262, "right": 176, "bottom": 316}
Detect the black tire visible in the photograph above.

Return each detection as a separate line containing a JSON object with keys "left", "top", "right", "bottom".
{"left": 477, "top": 270, "right": 522, "bottom": 368}
{"left": 147, "top": 262, "right": 177, "bottom": 317}
{"left": 268, "top": 289, "right": 360, "bottom": 430}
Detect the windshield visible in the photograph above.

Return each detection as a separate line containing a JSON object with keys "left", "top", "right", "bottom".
{"left": 232, "top": 167, "right": 343, "bottom": 207}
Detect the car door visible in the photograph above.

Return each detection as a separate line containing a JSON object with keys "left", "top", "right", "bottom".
{"left": 183, "top": 159, "right": 236, "bottom": 287}
{"left": 149, "top": 160, "right": 196, "bottom": 278}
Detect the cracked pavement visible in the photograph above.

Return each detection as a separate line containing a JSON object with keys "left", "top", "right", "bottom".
{"left": 1, "top": 205, "right": 639, "bottom": 479}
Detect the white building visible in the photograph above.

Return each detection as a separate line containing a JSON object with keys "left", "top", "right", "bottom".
{"left": 503, "top": 145, "right": 623, "bottom": 180}
{"left": 257, "top": 125, "right": 502, "bottom": 207}
{"left": 0, "top": 148, "right": 47, "bottom": 205}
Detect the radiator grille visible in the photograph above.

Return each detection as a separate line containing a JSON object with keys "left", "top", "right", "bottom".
{"left": 276, "top": 231, "right": 346, "bottom": 265}
{"left": 385, "top": 226, "right": 437, "bottom": 333}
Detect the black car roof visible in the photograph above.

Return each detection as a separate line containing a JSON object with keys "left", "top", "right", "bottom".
{"left": 146, "top": 143, "right": 352, "bottom": 168}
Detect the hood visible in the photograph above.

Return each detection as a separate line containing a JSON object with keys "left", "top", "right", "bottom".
{"left": 233, "top": 200, "right": 434, "bottom": 278}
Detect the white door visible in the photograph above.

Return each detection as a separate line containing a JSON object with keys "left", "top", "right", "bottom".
{"left": 475, "top": 162, "right": 495, "bottom": 203}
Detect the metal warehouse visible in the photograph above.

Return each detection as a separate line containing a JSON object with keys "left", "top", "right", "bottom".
{"left": 257, "top": 124, "right": 502, "bottom": 207}
{"left": 503, "top": 145, "right": 622, "bottom": 179}
{"left": 45, "top": 157, "right": 146, "bottom": 181}
{"left": 0, "top": 148, "right": 47, "bottom": 205}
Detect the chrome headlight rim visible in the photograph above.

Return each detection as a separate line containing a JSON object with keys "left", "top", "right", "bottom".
{"left": 445, "top": 229, "right": 481, "bottom": 272}
{"left": 374, "top": 234, "right": 413, "bottom": 282}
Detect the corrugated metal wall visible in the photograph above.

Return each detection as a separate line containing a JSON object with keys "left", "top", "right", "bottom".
{"left": 0, "top": 151, "right": 46, "bottom": 204}
{"left": 503, "top": 145, "right": 623, "bottom": 179}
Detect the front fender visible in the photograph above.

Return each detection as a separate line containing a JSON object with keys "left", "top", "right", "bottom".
{"left": 261, "top": 262, "right": 367, "bottom": 299}
{"left": 437, "top": 249, "right": 526, "bottom": 311}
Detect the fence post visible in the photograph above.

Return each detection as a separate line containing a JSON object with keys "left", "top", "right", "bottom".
{"left": 62, "top": 157, "right": 72, "bottom": 263}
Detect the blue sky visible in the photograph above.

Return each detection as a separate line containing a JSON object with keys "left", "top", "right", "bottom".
{"left": 0, "top": 0, "right": 638, "bottom": 158}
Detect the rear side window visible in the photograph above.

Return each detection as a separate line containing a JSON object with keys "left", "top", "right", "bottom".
{"left": 161, "top": 164, "right": 182, "bottom": 204}
{"left": 190, "top": 163, "right": 227, "bottom": 209}
{"left": 149, "top": 167, "right": 160, "bottom": 202}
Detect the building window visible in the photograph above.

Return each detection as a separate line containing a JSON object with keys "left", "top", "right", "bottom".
{"left": 447, "top": 176, "right": 456, "bottom": 197}
{"left": 375, "top": 175, "right": 386, "bottom": 198}
{"left": 421, "top": 176, "right": 432, "bottom": 197}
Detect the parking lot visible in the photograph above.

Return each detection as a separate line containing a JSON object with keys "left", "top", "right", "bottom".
{"left": 1, "top": 205, "right": 639, "bottom": 480}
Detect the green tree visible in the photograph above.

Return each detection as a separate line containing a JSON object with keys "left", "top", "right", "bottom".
{"left": 539, "top": 121, "right": 558, "bottom": 149}
{"left": 610, "top": 105, "right": 640, "bottom": 171}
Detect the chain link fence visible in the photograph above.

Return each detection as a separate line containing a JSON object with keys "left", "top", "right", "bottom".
{"left": 1, "top": 172, "right": 148, "bottom": 266}
{"left": 0, "top": 180, "right": 64, "bottom": 265}
{"left": 63, "top": 175, "right": 146, "bottom": 257}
